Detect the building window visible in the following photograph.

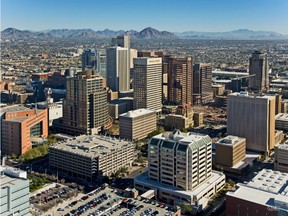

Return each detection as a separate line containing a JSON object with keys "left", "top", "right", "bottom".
{"left": 30, "top": 121, "right": 43, "bottom": 137}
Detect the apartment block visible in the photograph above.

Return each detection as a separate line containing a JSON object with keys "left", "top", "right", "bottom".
{"left": 274, "top": 144, "right": 288, "bottom": 173}
{"left": 119, "top": 109, "right": 156, "bottom": 141}
{"left": 49, "top": 135, "right": 135, "bottom": 182}
{"left": 227, "top": 92, "right": 275, "bottom": 153}
{"left": 226, "top": 169, "right": 288, "bottom": 216}
{"left": 1, "top": 105, "right": 48, "bottom": 155}
{"left": 215, "top": 135, "right": 246, "bottom": 167}
{"left": 0, "top": 166, "right": 30, "bottom": 216}
{"left": 135, "top": 130, "right": 225, "bottom": 211}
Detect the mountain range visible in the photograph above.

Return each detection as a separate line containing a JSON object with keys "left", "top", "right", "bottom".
{"left": 1, "top": 27, "right": 288, "bottom": 39}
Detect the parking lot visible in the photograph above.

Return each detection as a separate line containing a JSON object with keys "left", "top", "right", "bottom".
{"left": 46, "top": 185, "right": 180, "bottom": 216}
{"left": 30, "top": 183, "right": 79, "bottom": 213}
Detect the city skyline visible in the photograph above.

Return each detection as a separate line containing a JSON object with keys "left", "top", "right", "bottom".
{"left": 1, "top": 0, "right": 288, "bottom": 34}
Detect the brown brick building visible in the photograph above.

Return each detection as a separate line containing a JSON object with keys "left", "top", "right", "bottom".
{"left": 1, "top": 106, "right": 48, "bottom": 155}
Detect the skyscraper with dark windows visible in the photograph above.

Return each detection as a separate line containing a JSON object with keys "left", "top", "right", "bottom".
{"left": 192, "top": 63, "right": 213, "bottom": 105}
{"left": 82, "top": 49, "right": 97, "bottom": 71}
{"left": 248, "top": 51, "right": 269, "bottom": 92}
{"left": 167, "top": 56, "right": 193, "bottom": 105}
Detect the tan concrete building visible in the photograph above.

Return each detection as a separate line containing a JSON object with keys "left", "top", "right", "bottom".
{"left": 193, "top": 112, "right": 204, "bottom": 127}
{"left": 61, "top": 71, "right": 109, "bottom": 135}
{"left": 133, "top": 58, "right": 162, "bottom": 112}
{"left": 1, "top": 105, "right": 48, "bottom": 155}
{"left": 119, "top": 109, "right": 156, "bottom": 141}
{"left": 274, "top": 144, "right": 288, "bottom": 173}
{"left": 165, "top": 114, "right": 192, "bottom": 130}
{"left": 212, "top": 84, "right": 225, "bottom": 97}
{"left": 215, "top": 135, "right": 246, "bottom": 167}
{"left": 49, "top": 135, "right": 135, "bottom": 182}
{"left": 227, "top": 92, "right": 275, "bottom": 153}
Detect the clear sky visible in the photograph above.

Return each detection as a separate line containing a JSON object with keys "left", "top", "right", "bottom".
{"left": 1, "top": 0, "right": 288, "bottom": 34}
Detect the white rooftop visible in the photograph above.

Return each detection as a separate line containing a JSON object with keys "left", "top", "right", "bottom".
{"left": 216, "top": 135, "right": 245, "bottom": 146}
{"left": 227, "top": 169, "right": 288, "bottom": 211}
{"left": 120, "top": 109, "right": 156, "bottom": 118}
{"left": 275, "top": 143, "right": 288, "bottom": 150}
{"left": 275, "top": 113, "right": 288, "bottom": 121}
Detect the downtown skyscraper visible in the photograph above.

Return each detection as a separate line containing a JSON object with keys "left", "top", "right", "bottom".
{"left": 167, "top": 56, "right": 193, "bottom": 105}
{"left": 248, "top": 51, "right": 269, "bottom": 92}
{"left": 62, "top": 70, "right": 108, "bottom": 135}
{"left": 133, "top": 57, "right": 162, "bottom": 112}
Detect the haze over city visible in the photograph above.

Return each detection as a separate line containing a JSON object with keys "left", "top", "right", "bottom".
{"left": 1, "top": 0, "right": 288, "bottom": 34}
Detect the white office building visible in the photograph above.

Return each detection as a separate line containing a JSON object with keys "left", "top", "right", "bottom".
{"left": 134, "top": 130, "right": 225, "bottom": 212}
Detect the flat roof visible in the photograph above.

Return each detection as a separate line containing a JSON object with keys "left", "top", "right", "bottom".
{"left": 229, "top": 92, "right": 275, "bottom": 100}
{"left": 248, "top": 169, "right": 288, "bottom": 194}
{"left": 216, "top": 135, "right": 245, "bottom": 146}
{"left": 275, "top": 113, "right": 288, "bottom": 121}
{"left": 119, "top": 109, "right": 156, "bottom": 118}
{"left": 275, "top": 143, "right": 288, "bottom": 150}
{"left": 50, "top": 135, "right": 134, "bottom": 158}
{"left": 0, "top": 104, "right": 31, "bottom": 113}
{"left": 135, "top": 171, "right": 224, "bottom": 200}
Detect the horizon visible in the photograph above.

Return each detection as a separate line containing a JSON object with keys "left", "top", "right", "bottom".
{"left": 1, "top": 0, "right": 288, "bottom": 34}
{"left": 2, "top": 26, "right": 287, "bottom": 35}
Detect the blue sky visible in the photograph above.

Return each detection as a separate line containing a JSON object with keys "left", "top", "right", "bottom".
{"left": 1, "top": 0, "right": 288, "bottom": 34}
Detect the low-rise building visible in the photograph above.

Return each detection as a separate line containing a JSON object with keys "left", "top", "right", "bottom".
{"left": 275, "top": 113, "right": 288, "bottom": 131}
{"left": 165, "top": 114, "right": 192, "bottom": 130}
{"left": 1, "top": 105, "right": 48, "bottom": 155}
{"left": 275, "top": 144, "right": 288, "bottom": 173}
{"left": 193, "top": 112, "right": 204, "bottom": 127}
{"left": 119, "top": 109, "right": 156, "bottom": 141}
{"left": 215, "top": 136, "right": 246, "bottom": 167}
{"left": 226, "top": 169, "right": 288, "bottom": 216}
{"left": 0, "top": 166, "right": 30, "bottom": 216}
{"left": 49, "top": 135, "right": 135, "bottom": 182}
{"left": 108, "top": 97, "right": 133, "bottom": 120}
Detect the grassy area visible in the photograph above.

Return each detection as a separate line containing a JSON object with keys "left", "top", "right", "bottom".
{"left": 28, "top": 174, "right": 49, "bottom": 192}
{"left": 17, "top": 135, "right": 57, "bottom": 163}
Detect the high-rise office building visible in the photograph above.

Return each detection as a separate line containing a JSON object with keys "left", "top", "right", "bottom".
{"left": 62, "top": 70, "right": 108, "bottom": 135}
{"left": 167, "top": 56, "right": 193, "bottom": 105}
{"left": 106, "top": 47, "right": 130, "bottom": 92}
{"left": 112, "top": 34, "right": 131, "bottom": 69}
{"left": 248, "top": 51, "right": 269, "bottom": 91}
{"left": 134, "top": 130, "right": 225, "bottom": 210}
{"left": 82, "top": 49, "right": 97, "bottom": 71}
{"left": 227, "top": 92, "right": 275, "bottom": 153}
{"left": 133, "top": 57, "right": 162, "bottom": 112}
{"left": 192, "top": 64, "right": 213, "bottom": 104}
{"left": 96, "top": 50, "right": 106, "bottom": 78}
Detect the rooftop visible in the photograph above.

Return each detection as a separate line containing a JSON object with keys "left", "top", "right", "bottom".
{"left": 275, "top": 143, "right": 288, "bottom": 150}
{"left": 275, "top": 113, "right": 288, "bottom": 121}
{"left": 119, "top": 109, "right": 156, "bottom": 118}
{"left": 227, "top": 169, "right": 288, "bottom": 211}
{"left": 135, "top": 170, "right": 224, "bottom": 201}
{"left": 50, "top": 135, "right": 134, "bottom": 158}
{"left": 216, "top": 135, "right": 245, "bottom": 146}
{"left": 151, "top": 130, "right": 212, "bottom": 151}
{"left": 229, "top": 92, "right": 275, "bottom": 100}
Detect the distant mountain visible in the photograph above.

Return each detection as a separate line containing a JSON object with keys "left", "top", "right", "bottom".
{"left": 138, "top": 27, "right": 177, "bottom": 39}
{"left": 2, "top": 27, "right": 287, "bottom": 40}
{"left": 175, "top": 29, "right": 288, "bottom": 39}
